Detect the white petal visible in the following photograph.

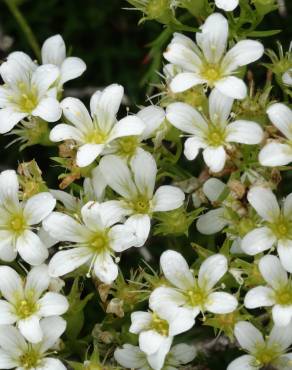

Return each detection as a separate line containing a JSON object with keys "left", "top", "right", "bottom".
{"left": 109, "top": 115, "right": 145, "bottom": 141}
{"left": 41, "top": 34, "right": 66, "bottom": 65}
{"left": 93, "top": 252, "right": 118, "bottom": 284}
{"left": 0, "top": 349, "right": 18, "bottom": 369}
{"left": 60, "top": 57, "right": 86, "bottom": 85}
{"left": 24, "top": 192, "right": 56, "bottom": 225}
{"left": 90, "top": 84, "right": 124, "bottom": 117}
{"left": 122, "top": 214, "right": 151, "bottom": 247}
{"left": 244, "top": 286, "right": 275, "bottom": 308}
{"left": 80, "top": 201, "right": 105, "bottom": 231}
{"left": 209, "top": 88, "right": 233, "bottom": 123}
{"left": 99, "top": 154, "right": 137, "bottom": 199}
{"left": 138, "top": 105, "right": 165, "bottom": 140}
{"left": 259, "top": 254, "right": 288, "bottom": 288}
{"left": 227, "top": 355, "right": 258, "bottom": 370}
{"left": 160, "top": 250, "right": 194, "bottom": 290}
{"left": 241, "top": 227, "right": 276, "bottom": 255}
{"left": 0, "top": 300, "right": 17, "bottom": 324}
{"left": 215, "top": 76, "right": 247, "bottom": 99}
{"left": 149, "top": 287, "right": 187, "bottom": 311}
{"left": 272, "top": 305, "right": 292, "bottom": 327}
{"left": 215, "top": 0, "right": 238, "bottom": 11}
{"left": 18, "top": 315, "right": 42, "bottom": 343}
{"left": 247, "top": 186, "right": 280, "bottom": 222}
{"left": 48, "top": 247, "right": 92, "bottom": 277}
{"left": 203, "top": 146, "right": 226, "bottom": 173}
{"left": 7, "top": 51, "right": 36, "bottom": 73}
{"left": 203, "top": 178, "right": 226, "bottom": 202}
{"left": 25, "top": 264, "right": 50, "bottom": 300}
{"left": 0, "top": 325, "right": 27, "bottom": 355}
{"left": 234, "top": 321, "right": 264, "bottom": 352}
{"left": 76, "top": 143, "right": 104, "bottom": 167}
{"left": 169, "top": 72, "right": 205, "bottom": 93}
{"left": 283, "top": 69, "right": 292, "bottom": 86}
{"left": 43, "top": 212, "right": 88, "bottom": 242}
{"left": 40, "top": 358, "right": 67, "bottom": 370}
{"left": 61, "top": 97, "right": 92, "bottom": 131}
{"left": 268, "top": 321, "right": 292, "bottom": 351}
{"left": 0, "top": 266, "right": 23, "bottom": 303}
{"left": 267, "top": 103, "right": 292, "bottom": 140}
{"left": 259, "top": 142, "right": 292, "bottom": 166}
{"left": 162, "top": 306, "right": 195, "bottom": 336}
{"left": 39, "top": 316, "right": 66, "bottom": 352}
{"left": 90, "top": 165, "right": 107, "bottom": 201}
{"left": 278, "top": 240, "right": 292, "bottom": 273}
{"left": 284, "top": 193, "right": 292, "bottom": 219}
{"left": 16, "top": 230, "right": 49, "bottom": 266}
{"left": 139, "top": 330, "right": 166, "bottom": 355}
{"left": 0, "top": 108, "right": 27, "bottom": 133}
{"left": 32, "top": 97, "right": 61, "bottom": 122}
{"left": 147, "top": 337, "right": 172, "bottom": 370}
{"left": 197, "top": 208, "right": 228, "bottom": 235}
{"left": 49, "top": 123, "right": 82, "bottom": 142}
{"left": 31, "top": 64, "right": 59, "bottom": 96}
{"left": 109, "top": 223, "right": 143, "bottom": 252}
{"left": 205, "top": 292, "right": 238, "bottom": 314}
{"left": 226, "top": 120, "right": 263, "bottom": 144}
{"left": 196, "top": 13, "right": 228, "bottom": 63}
{"left": 38, "top": 292, "right": 69, "bottom": 316}
{"left": 131, "top": 150, "right": 156, "bottom": 198}
{"left": 114, "top": 344, "right": 146, "bottom": 368}
{"left": 184, "top": 136, "right": 205, "bottom": 160}
{"left": 130, "top": 311, "right": 152, "bottom": 334}
{"left": 100, "top": 200, "right": 129, "bottom": 227}
{"left": 169, "top": 343, "right": 197, "bottom": 364}
{"left": 198, "top": 254, "right": 227, "bottom": 291}
{"left": 166, "top": 102, "right": 207, "bottom": 135}
{"left": 152, "top": 185, "right": 185, "bottom": 212}
{"left": 0, "top": 240, "right": 16, "bottom": 262}
{"left": 0, "top": 169, "right": 19, "bottom": 209}
{"left": 222, "top": 40, "right": 264, "bottom": 73}
{"left": 163, "top": 43, "right": 202, "bottom": 72}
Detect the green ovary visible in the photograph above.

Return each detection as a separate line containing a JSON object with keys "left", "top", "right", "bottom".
{"left": 117, "top": 136, "right": 139, "bottom": 157}
{"left": 19, "top": 348, "right": 41, "bottom": 369}
{"left": 15, "top": 299, "right": 38, "bottom": 319}
{"left": 150, "top": 312, "right": 169, "bottom": 336}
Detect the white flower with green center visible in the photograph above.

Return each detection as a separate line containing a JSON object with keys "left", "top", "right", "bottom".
{"left": 0, "top": 265, "right": 68, "bottom": 343}
{"left": 149, "top": 251, "right": 238, "bottom": 329}
{"left": 114, "top": 343, "right": 197, "bottom": 370}
{"left": 0, "top": 169, "right": 56, "bottom": 265}
{"left": 49, "top": 84, "right": 145, "bottom": 167}
{"left": 43, "top": 200, "right": 143, "bottom": 283}
{"left": 163, "top": 13, "right": 264, "bottom": 99}
{"left": 99, "top": 150, "right": 185, "bottom": 245}
{"left": 166, "top": 89, "right": 263, "bottom": 172}
{"left": 245, "top": 255, "right": 292, "bottom": 326}
{"left": 215, "top": 0, "right": 238, "bottom": 11}
{"left": 259, "top": 103, "right": 292, "bottom": 166}
{"left": 241, "top": 186, "right": 292, "bottom": 272}
{"left": 0, "top": 316, "right": 67, "bottom": 370}
{"left": 283, "top": 68, "right": 292, "bottom": 86}
{"left": 227, "top": 321, "right": 292, "bottom": 370}
{"left": 41, "top": 34, "right": 86, "bottom": 91}
{"left": 0, "top": 52, "right": 61, "bottom": 134}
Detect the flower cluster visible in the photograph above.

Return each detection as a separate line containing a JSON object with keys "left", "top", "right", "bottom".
{"left": 0, "top": 2, "right": 292, "bottom": 369}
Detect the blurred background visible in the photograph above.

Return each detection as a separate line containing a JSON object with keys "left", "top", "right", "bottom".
{"left": 0, "top": 0, "right": 291, "bottom": 178}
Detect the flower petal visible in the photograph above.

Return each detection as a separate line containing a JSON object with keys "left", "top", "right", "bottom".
{"left": 259, "top": 254, "right": 288, "bottom": 289}
{"left": 16, "top": 230, "right": 49, "bottom": 266}
{"left": 169, "top": 72, "right": 205, "bottom": 93}
{"left": 93, "top": 252, "right": 118, "bottom": 284}
{"left": 41, "top": 34, "right": 66, "bottom": 65}
{"left": 114, "top": 344, "right": 146, "bottom": 368}
{"left": 227, "top": 355, "right": 258, "bottom": 370}
{"left": 31, "top": 64, "right": 59, "bottom": 96}
{"left": 209, "top": 88, "right": 234, "bottom": 124}
{"left": 268, "top": 321, "right": 292, "bottom": 350}
{"left": 0, "top": 169, "right": 19, "bottom": 210}
{"left": 0, "top": 108, "right": 27, "bottom": 134}
{"left": 39, "top": 316, "right": 66, "bottom": 352}
{"left": 267, "top": 103, "right": 292, "bottom": 140}
{"left": 0, "top": 348, "right": 18, "bottom": 369}
{"left": 0, "top": 266, "right": 23, "bottom": 304}
{"left": 25, "top": 264, "right": 50, "bottom": 300}
{"left": 76, "top": 143, "right": 104, "bottom": 167}
{"left": 147, "top": 337, "right": 172, "bottom": 370}
{"left": 0, "top": 300, "right": 17, "bottom": 325}
{"left": 149, "top": 287, "right": 188, "bottom": 311}
{"left": 152, "top": 185, "right": 185, "bottom": 212}
{"left": 0, "top": 325, "right": 27, "bottom": 356}
{"left": 215, "top": 76, "right": 247, "bottom": 99}
{"left": 241, "top": 227, "right": 276, "bottom": 255}
{"left": 40, "top": 358, "right": 67, "bottom": 370}
{"left": 160, "top": 250, "right": 194, "bottom": 290}
{"left": 138, "top": 105, "right": 165, "bottom": 140}
{"left": 24, "top": 192, "right": 56, "bottom": 225}
{"left": 48, "top": 247, "right": 92, "bottom": 277}
{"left": 203, "top": 178, "right": 226, "bottom": 202}
{"left": 203, "top": 146, "right": 226, "bottom": 173}
{"left": 215, "top": 0, "right": 239, "bottom": 11}
{"left": 49, "top": 123, "right": 82, "bottom": 142}
{"left": 205, "top": 292, "right": 238, "bottom": 314}
{"left": 130, "top": 311, "right": 152, "bottom": 334}
{"left": 198, "top": 254, "right": 227, "bottom": 291}
{"left": 244, "top": 286, "right": 275, "bottom": 309}
{"left": 109, "top": 115, "right": 145, "bottom": 141}
{"left": 163, "top": 43, "right": 202, "bottom": 72}
{"left": 272, "top": 304, "right": 292, "bottom": 327}
{"left": 259, "top": 142, "right": 292, "bottom": 167}
{"left": 278, "top": 240, "right": 292, "bottom": 273}
{"left": 234, "top": 321, "right": 264, "bottom": 352}
{"left": 60, "top": 57, "right": 86, "bottom": 85}
{"left": 38, "top": 292, "right": 69, "bottom": 316}
{"left": 184, "top": 136, "right": 205, "bottom": 160}
{"left": 18, "top": 315, "right": 43, "bottom": 343}
{"left": 90, "top": 84, "right": 124, "bottom": 117}
{"left": 226, "top": 120, "right": 263, "bottom": 144}
{"left": 61, "top": 97, "right": 92, "bottom": 131}
{"left": 122, "top": 214, "right": 151, "bottom": 247}
{"left": 248, "top": 186, "right": 280, "bottom": 222}
{"left": 139, "top": 330, "right": 166, "bottom": 355}
{"left": 131, "top": 150, "right": 157, "bottom": 198}
{"left": 197, "top": 208, "right": 228, "bottom": 235}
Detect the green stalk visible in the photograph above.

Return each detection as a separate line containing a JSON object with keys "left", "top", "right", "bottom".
{"left": 3, "top": 0, "right": 41, "bottom": 61}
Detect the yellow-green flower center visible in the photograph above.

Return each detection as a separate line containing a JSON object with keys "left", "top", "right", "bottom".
{"left": 274, "top": 283, "right": 292, "bottom": 305}
{"left": 253, "top": 343, "right": 281, "bottom": 367}
{"left": 131, "top": 196, "right": 150, "bottom": 214}
{"left": 201, "top": 64, "right": 222, "bottom": 86}
{"left": 16, "top": 299, "right": 38, "bottom": 319}
{"left": 89, "top": 231, "right": 109, "bottom": 252}
{"left": 9, "top": 214, "right": 27, "bottom": 235}
{"left": 186, "top": 286, "right": 208, "bottom": 307}
{"left": 116, "top": 136, "right": 139, "bottom": 157}
{"left": 85, "top": 130, "right": 108, "bottom": 144}
{"left": 268, "top": 216, "right": 292, "bottom": 240}
{"left": 19, "top": 348, "right": 41, "bottom": 369}
{"left": 150, "top": 312, "right": 169, "bottom": 336}
{"left": 206, "top": 126, "right": 226, "bottom": 147}
{"left": 15, "top": 82, "right": 38, "bottom": 113}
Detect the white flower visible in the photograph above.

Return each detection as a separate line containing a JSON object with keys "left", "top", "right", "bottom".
{"left": 43, "top": 200, "right": 142, "bottom": 283}
{"left": 149, "top": 250, "right": 238, "bottom": 329}
{"left": 241, "top": 186, "right": 292, "bottom": 272}
{"left": 0, "top": 169, "right": 56, "bottom": 265}
{"left": 259, "top": 103, "right": 292, "bottom": 166}
{"left": 114, "top": 343, "right": 196, "bottom": 370}
{"left": 163, "top": 13, "right": 264, "bottom": 99}
{"left": 283, "top": 68, "right": 292, "bottom": 86}
{"left": 0, "top": 265, "right": 68, "bottom": 343}
{"left": 215, "top": 0, "right": 238, "bottom": 11}
{"left": 99, "top": 150, "right": 185, "bottom": 245}
{"left": 0, "top": 52, "right": 62, "bottom": 134}
{"left": 41, "top": 34, "right": 86, "bottom": 90}
{"left": 166, "top": 89, "right": 263, "bottom": 172}
{"left": 227, "top": 321, "right": 292, "bottom": 370}
{"left": 49, "top": 84, "right": 145, "bottom": 167}
{"left": 245, "top": 255, "right": 292, "bottom": 326}
{"left": 0, "top": 316, "right": 67, "bottom": 370}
